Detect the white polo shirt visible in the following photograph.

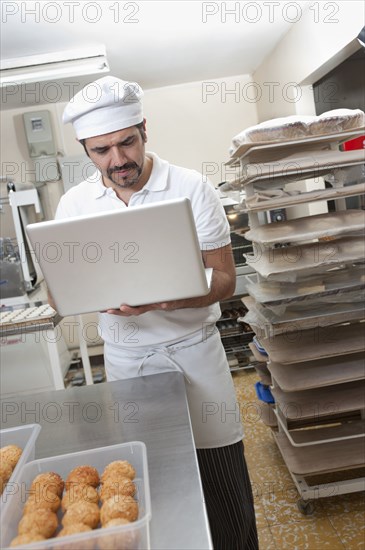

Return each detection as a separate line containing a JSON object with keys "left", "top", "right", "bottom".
{"left": 56, "top": 152, "right": 231, "bottom": 347}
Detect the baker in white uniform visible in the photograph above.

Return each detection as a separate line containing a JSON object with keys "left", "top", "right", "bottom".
{"left": 57, "top": 76, "right": 258, "bottom": 549}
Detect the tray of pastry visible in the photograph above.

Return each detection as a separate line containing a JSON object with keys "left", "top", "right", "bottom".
{"left": 222, "top": 148, "right": 365, "bottom": 188}
{"left": 227, "top": 127, "right": 365, "bottom": 164}
{"left": 244, "top": 209, "right": 365, "bottom": 244}
{"left": 244, "top": 236, "right": 364, "bottom": 281}
{"left": 0, "top": 441, "right": 151, "bottom": 550}
{"left": 271, "top": 380, "right": 365, "bottom": 421}
{"left": 268, "top": 352, "right": 365, "bottom": 392}
{"left": 241, "top": 180, "right": 365, "bottom": 212}
{"left": 243, "top": 294, "right": 365, "bottom": 335}
{"left": 274, "top": 427, "right": 365, "bottom": 475}
{"left": 245, "top": 266, "right": 365, "bottom": 306}
{"left": 0, "top": 304, "right": 61, "bottom": 336}
{"left": 259, "top": 321, "right": 365, "bottom": 364}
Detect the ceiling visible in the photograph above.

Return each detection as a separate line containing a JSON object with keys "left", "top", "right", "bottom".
{"left": 1, "top": 0, "right": 310, "bottom": 109}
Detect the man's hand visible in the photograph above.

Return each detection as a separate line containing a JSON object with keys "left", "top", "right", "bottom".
{"left": 105, "top": 303, "right": 170, "bottom": 316}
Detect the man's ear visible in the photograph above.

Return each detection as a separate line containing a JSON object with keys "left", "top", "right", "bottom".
{"left": 142, "top": 118, "right": 147, "bottom": 143}
{"left": 77, "top": 138, "right": 90, "bottom": 158}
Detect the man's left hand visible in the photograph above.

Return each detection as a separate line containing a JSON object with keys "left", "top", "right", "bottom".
{"left": 105, "top": 302, "right": 173, "bottom": 316}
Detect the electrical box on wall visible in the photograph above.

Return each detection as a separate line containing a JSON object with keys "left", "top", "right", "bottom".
{"left": 22, "top": 110, "right": 60, "bottom": 182}
{"left": 23, "top": 110, "right": 56, "bottom": 158}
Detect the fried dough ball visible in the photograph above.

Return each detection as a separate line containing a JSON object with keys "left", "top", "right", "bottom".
{"left": 0, "top": 460, "right": 13, "bottom": 480}
{"left": 57, "top": 523, "right": 92, "bottom": 536}
{"left": 66, "top": 466, "right": 100, "bottom": 488}
{"left": 0, "top": 460, "right": 13, "bottom": 493}
{"left": 101, "top": 461, "right": 136, "bottom": 482}
{"left": 100, "top": 496, "right": 139, "bottom": 525}
{"left": 18, "top": 508, "right": 58, "bottom": 538}
{"left": 56, "top": 525, "right": 95, "bottom": 550}
{"left": 103, "top": 518, "right": 131, "bottom": 528}
{"left": 23, "top": 492, "right": 61, "bottom": 514}
{"left": 62, "top": 501, "right": 100, "bottom": 529}
{"left": 0, "top": 479, "right": 6, "bottom": 495}
{"left": 62, "top": 484, "right": 99, "bottom": 511}
{"left": 100, "top": 477, "right": 136, "bottom": 502}
{"left": 0, "top": 445, "right": 22, "bottom": 470}
{"left": 10, "top": 533, "right": 46, "bottom": 547}
{"left": 30, "top": 472, "right": 64, "bottom": 498}
{"left": 56, "top": 524, "right": 95, "bottom": 550}
{"left": 101, "top": 518, "right": 138, "bottom": 550}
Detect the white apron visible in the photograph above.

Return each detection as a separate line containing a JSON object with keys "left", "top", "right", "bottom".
{"left": 104, "top": 327, "right": 244, "bottom": 449}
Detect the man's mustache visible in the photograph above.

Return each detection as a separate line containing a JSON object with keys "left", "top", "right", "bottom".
{"left": 109, "top": 163, "right": 138, "bottom": 174}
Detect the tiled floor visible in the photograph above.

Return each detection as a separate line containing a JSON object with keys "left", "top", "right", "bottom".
{"left": 233, "top": 369, "right": 365, "bottom": 550}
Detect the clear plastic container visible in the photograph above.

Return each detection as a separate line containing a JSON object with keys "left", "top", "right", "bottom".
{"left": 1, "top": 424, "right": 41, "bottom": 508}
{"left": 0, "top": 441, "right": 151, "bottom": 549}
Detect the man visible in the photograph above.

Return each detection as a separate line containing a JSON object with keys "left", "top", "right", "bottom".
{"left": 58, "top": 76, "right": 258, "bottom": 549}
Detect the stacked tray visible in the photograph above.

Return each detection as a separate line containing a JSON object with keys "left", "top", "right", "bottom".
{"left": 223, "top": 119, "right": 365, "bottom": 507}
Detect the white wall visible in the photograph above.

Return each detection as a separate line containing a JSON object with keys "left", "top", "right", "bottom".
{"left": 141, "top": 74, "right": 259, "bottom": 186}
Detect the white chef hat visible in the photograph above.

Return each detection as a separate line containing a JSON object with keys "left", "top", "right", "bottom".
{"left": 63, "top": 76, "right": 144, "bottom": 139}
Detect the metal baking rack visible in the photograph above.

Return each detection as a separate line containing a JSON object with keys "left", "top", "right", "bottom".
{"left": 224, "top": 126, "right": 365, "bottom": 514}
{"left": 217, "top": 299, "right": 257, "bottom": 371}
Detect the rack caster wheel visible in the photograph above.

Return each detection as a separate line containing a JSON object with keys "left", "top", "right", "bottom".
{"left": 297, "top": 499, "right": 315, "bottom": 515}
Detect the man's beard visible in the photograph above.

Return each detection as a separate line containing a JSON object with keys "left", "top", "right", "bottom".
{"left": 107, "top": 162, "right": 143, "bottom": 188}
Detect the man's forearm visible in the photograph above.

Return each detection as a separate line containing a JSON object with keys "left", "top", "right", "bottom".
{"left": 161, "top": 269, "right": 236, "bottom": 311}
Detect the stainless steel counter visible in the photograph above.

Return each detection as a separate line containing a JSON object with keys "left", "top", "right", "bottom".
{"left": 0, "top": 371, "right": 212, "bottom": 550}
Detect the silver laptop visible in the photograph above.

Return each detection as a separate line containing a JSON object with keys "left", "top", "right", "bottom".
{"left": 26, "top": 198, "right": 212, "bottom": 316}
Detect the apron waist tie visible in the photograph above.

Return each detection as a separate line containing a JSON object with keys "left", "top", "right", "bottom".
{"left": 137, "top": 346, "right": 192, "bottom": 384}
